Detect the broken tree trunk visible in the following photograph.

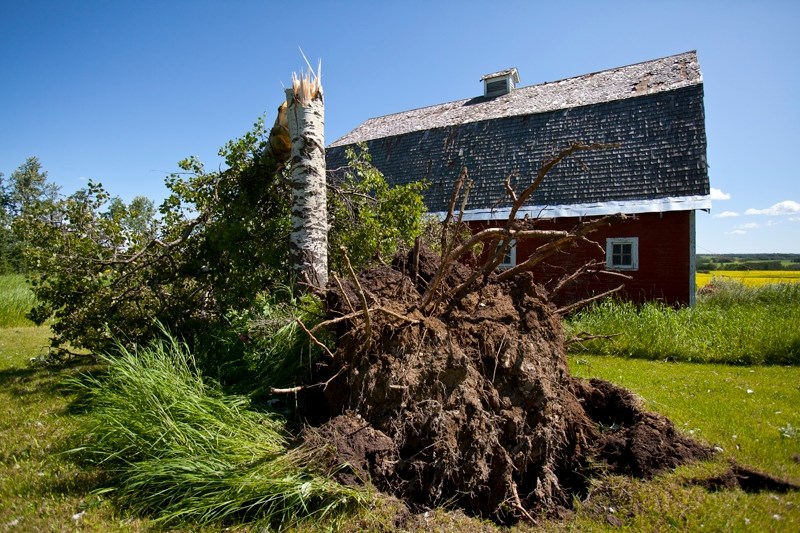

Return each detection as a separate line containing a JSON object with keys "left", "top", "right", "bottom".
{"left": 286, "top": 66, "right": 328, "bottom": 291}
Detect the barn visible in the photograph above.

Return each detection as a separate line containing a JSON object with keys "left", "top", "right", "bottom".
{"left": 326, "top": 51, "right": 711, "bottom": 306}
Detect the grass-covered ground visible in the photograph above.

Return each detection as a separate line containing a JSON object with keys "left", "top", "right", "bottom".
{"left": 0, "top": 275, "right": 35, "bottom": 328}
{"left": 566, "top": 280, "right": 800, "bottom": 365}
{"left": 569, "top": 355, "right": 800, "bottom": 482}
{"left": 2, "top": 326, "right": 798, "bottom": 531}
{"left": 0, "top": 326, "right": 141, "bottom": 531}
{"left": 1, "top": 275, "right": 799, "bottom": 531}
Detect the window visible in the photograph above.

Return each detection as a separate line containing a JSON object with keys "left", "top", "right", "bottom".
{"left": 606, "top": 237, "right": 638, "bottom": 271}
{"left": 498, "top": 239, "right": 516, "bottom": 269}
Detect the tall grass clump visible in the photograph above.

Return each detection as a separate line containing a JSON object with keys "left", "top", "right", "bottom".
{"left": 224, "top": 288, "right": 329, "bottom": 394}
{"left": 0, "top": 274, "right": 36, "bottom": 327}
{"left": 566, "top": 280, "right": 800, "bottom": 365}
{"left": 186, "top": 288, "right": 328, "bottom": 397}
{"left": 70, "top": 334, "right": 366, "bottom": 527}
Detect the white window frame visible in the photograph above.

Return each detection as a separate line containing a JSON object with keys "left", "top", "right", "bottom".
{"left": 498, "top": 239, "right": 516, "bottom": 269}
{"left": 606, "top": 237, "right": 639, "bottom": 271}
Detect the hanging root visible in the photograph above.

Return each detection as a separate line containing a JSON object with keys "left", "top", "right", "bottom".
{"left": 510, "top": 482, "right": 537, "bottom": 524}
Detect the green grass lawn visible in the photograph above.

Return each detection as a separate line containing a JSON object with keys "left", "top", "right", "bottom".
{"left": 563, "top": 355, "right": 800, "bottom": 532}
{"left": 569, "top": 355, "right": 800, "bottom": 481}
{"left": 1, "top": 325, "right": 798, "bottom": 531}
{"left": 0, "top": 326, "right": 134, "bottom": 531}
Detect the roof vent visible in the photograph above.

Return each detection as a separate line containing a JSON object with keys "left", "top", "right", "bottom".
{"left": 480, "top": 67, "right": 519, "bottom": 97}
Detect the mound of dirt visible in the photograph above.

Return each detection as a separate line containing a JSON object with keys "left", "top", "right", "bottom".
{"left": 306, "top": 248, "right": 712, "bottom": 522}
{"left": 572, "top": 378, "right": 712, "bottom": 478}
{"left": 305, "top": 413, "right": 395, "bottom": 487}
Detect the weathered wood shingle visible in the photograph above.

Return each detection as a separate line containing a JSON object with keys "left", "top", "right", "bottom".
{"left": 327, "top": 51, "right": 710, "bottom": 218}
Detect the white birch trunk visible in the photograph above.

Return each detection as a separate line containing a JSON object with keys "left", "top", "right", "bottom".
{"left": 286, "top": 74, "right": 328, "bottom": 290}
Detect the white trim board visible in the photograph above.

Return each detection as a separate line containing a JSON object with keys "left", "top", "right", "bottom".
{"left": 431, "top": 195, "right": 712, "bottom": 221}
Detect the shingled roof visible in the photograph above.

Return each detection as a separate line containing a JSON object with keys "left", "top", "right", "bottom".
{"left": 327, "top": 51, "right": 711, "bottom": 220}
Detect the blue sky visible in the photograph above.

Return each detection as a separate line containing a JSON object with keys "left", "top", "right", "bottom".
{"left": 1, "top": 0, "right": 798, "bottom": 253}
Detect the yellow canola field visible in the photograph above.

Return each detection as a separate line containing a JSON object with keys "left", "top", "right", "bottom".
{"left": 696, "top": 270, "right": 800, "bottom": 288}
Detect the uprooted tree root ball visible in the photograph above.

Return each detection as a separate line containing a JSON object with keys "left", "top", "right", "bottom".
{"left": 295, "top": 248, "right": 713, "bottom": 523}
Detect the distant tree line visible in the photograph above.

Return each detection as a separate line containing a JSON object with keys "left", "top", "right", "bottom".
{"left": 696, "top": 254, "right": 800, "bottom": 273}
{"left": 0, "top": 157, "right": 61, "bottom": 274}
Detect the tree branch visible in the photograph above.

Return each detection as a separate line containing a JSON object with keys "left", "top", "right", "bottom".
{"left": 295, "top": 318, "right": 335, "bottom": 359}
{"left": 497, "top": 215, "right": 620, "bottom": 281}
{"left": 270, "top": 364, "right": 348, "bottom": 395}
{"left": 418, "top": 168, "right": 470, "bottom": 311}
{"left": 421, "top": 142, "right": 620, "bottom": 308}
{"left": 549, "top": 260, "right": 604, "bottom": 297}
{"left": 341, "top": 246, "right": 372, "bottom": 351}
{"left": 310, "top": 306, "right": 418, "bottom": 335}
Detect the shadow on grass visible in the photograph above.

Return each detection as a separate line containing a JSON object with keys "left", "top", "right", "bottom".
{"left": 0, "top": 359, "right": 114, "bottom": 510}
{"left": 0, "top": 355, "right": 101, "bottom": 388}
{"left": 688, "top": 463, "right": 800, "bottom": 493}
{"left": 0, "top": 355, "right": 102, "bottom": 400}
{"left": 763, "top": 338, "right": 800, "bottom": 365}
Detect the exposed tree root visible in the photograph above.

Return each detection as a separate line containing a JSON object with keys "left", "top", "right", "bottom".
{"left": 288, "top": 143, "right": 714, "bottom": 522}
{"left": 293, "top": 250, "right": 712, "bottom": 522}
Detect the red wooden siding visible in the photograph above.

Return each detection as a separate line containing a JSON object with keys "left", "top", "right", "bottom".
{"left": 471, "top": 211, "right": 693, "bottom": 307}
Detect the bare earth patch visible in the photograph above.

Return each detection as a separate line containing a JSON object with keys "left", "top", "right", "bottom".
{"left": 690, "top": 463, "right": 800, "bottom": 493}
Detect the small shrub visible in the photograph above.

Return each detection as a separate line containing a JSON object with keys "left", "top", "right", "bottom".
{"left": 222, "top": 287, "right": 328, "bottom": 396}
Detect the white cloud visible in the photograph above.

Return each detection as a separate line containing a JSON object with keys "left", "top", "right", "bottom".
{"left": 713, "top": 210, "right": 739, "bottom": 218}
{"left": 736, "top": 222, "right": 761, "bottom": 230}
{"left": 726, "top": 229, "right": 747, "bottom": 235}
{"left": 710, "top": 187, "right": 731, "bottom": 200}
{"left": 745, "top": 200, "right": 800, "bottom": 216}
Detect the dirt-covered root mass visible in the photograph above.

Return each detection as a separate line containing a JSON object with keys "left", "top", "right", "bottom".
{"left": 309, "top": 249, "right": 712, "bottom": 522}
